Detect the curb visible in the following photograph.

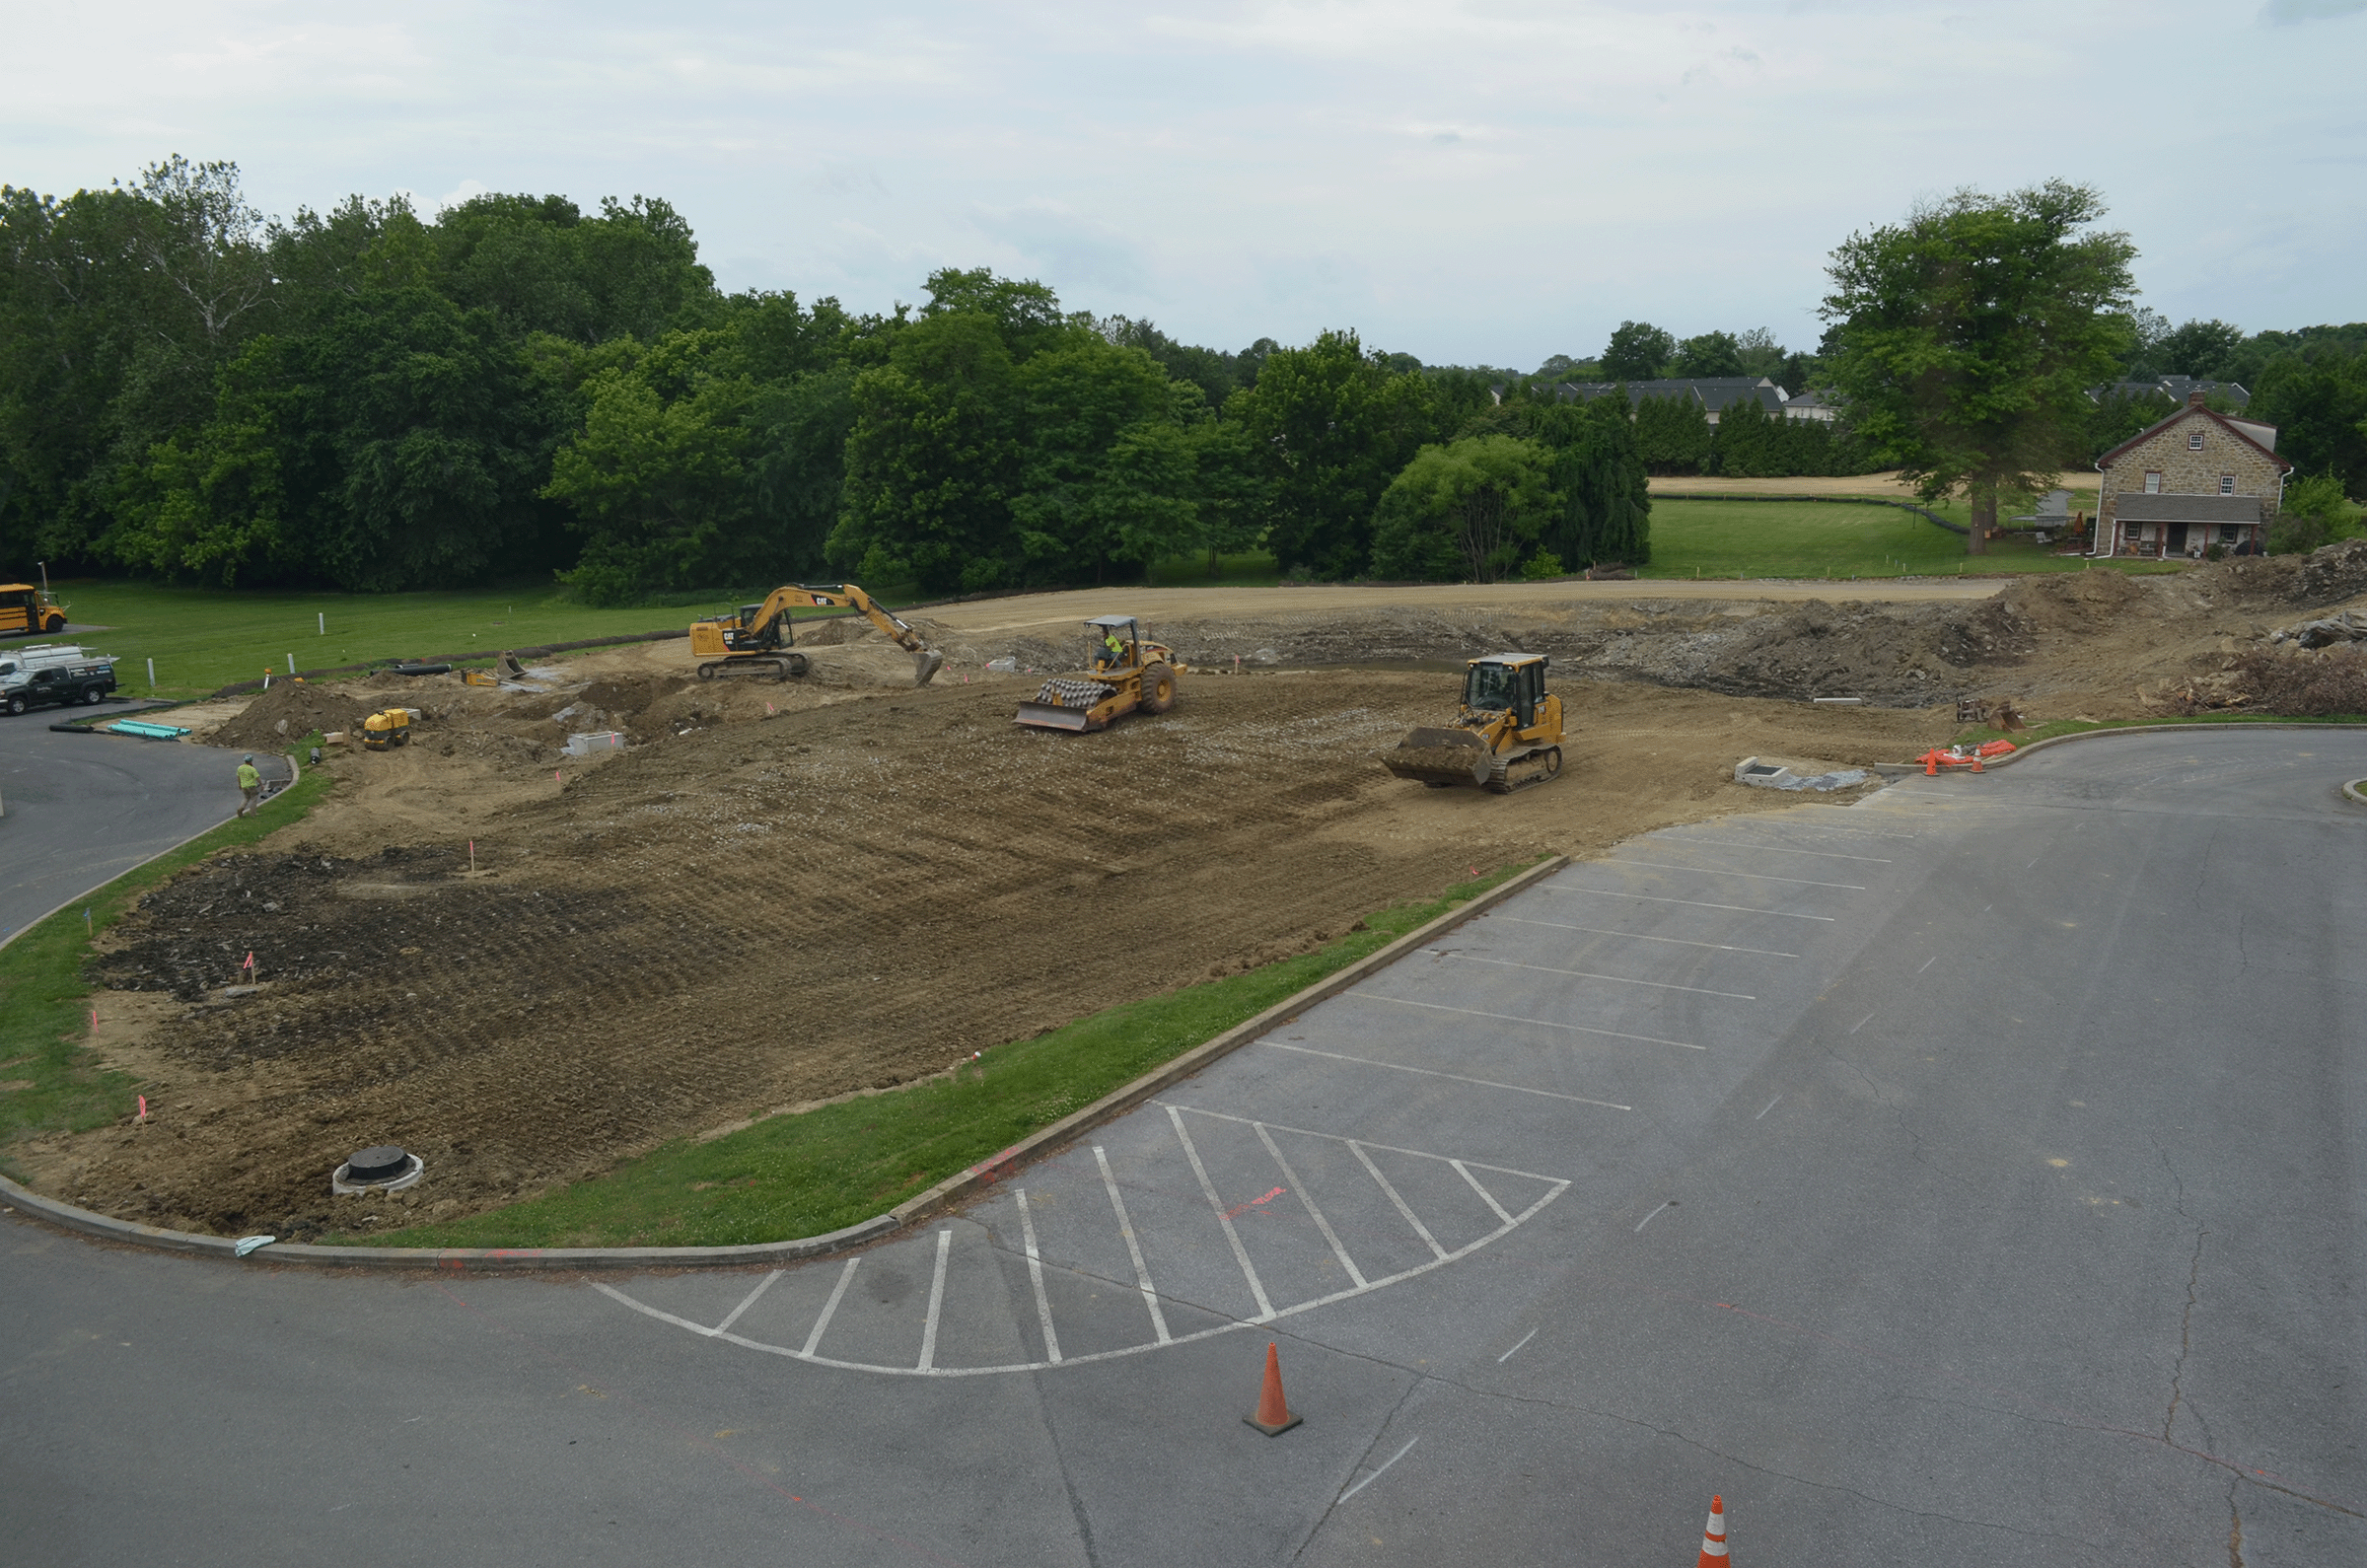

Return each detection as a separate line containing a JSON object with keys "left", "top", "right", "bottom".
{"left": 1, "top": 854, "right": 1570, "bottom": 1274}
{"left": 1882, "top": 720, "right": 2367, "bottom": 776}
{"left": 2343, "top": 778, "right": 2366, "bottom": 808}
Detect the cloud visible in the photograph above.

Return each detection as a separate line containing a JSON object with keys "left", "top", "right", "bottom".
{"left": 435, "top": 178, "right": 491, "bottom": 213}
{"left": 2259, "top": 0, "right": 2366, "bottom": 20}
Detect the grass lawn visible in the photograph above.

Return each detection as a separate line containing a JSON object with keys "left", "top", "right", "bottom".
{"left": 1952, "top": 712, "right": 2367, "bottom": 748}
{"left": 32, "top": 580, "right": 730, "bottom": 699}
{"left": 358, "top": 858, "right": 1547, "bottom": 1250}
{"left": 1638, "top": 499, "right": 2182, "bottom": 582}
{"left": 0, "top": 743, "right": 334, "bottom": 1171}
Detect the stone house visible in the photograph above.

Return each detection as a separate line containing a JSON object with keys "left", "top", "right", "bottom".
{"left": 2093, "top": 390, "right": 2291, "bottom": 559}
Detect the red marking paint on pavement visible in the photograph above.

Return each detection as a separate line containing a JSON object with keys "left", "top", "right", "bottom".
{"left": 1223, "top": 1186, "right": 1286, "bottom": 1220}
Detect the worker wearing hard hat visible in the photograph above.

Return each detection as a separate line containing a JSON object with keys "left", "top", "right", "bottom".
{"left": 235, "top": 753, "right": 261, "bottom": 817}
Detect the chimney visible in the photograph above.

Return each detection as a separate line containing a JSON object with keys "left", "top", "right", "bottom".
{"left": 2188, "top": 389, "right": 2207, "bottom": 407}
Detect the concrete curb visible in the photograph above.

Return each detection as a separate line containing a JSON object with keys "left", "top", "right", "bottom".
{"left": 2342, "top": 778, "right": 2366, "bottom": 808}
{"left": 2, "top": 855, "right": 1569, "bottom": 1274}
{"left": 1875, "top": 720, "right": 2367, "bottom": 778}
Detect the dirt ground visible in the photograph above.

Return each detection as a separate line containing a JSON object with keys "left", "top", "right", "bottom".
{"left": 27, "top": 541, "right": 2367, "bottom": 1239}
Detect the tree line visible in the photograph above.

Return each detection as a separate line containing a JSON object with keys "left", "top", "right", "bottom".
{"left": 0, "top": 159, "right": 1656, "bottom": 597}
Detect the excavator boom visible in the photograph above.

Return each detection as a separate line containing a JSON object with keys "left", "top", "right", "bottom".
{"left": 687, "top": 583, "right": 943, "bottom": 685}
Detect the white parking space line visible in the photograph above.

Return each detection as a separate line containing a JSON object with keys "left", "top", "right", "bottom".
{"left": 1543, "top": 886, "right": 1836, "bottom": 921}
{"left": 1346, "top": 991, "right": 1705, "bottom": 1049}
{"left": 1095, "top": 1144, "right": 1173, "bottom": 1345}
{"left": 1166, "top": 1105, "right": 1276, "bottom": 1322}
{"left": 1252, "top": 1121, "right": 1368, "bottom": 1288}
{"left": 1722, "top": 814, "right": 1921, "bottom": 839}
{"left": 1850, "top": 1011, "right": 1876, "bottom": 1033}
{"left": 713, "top": 1269, "right": 782, "bottom": 1334}
{"left": 1756, "top": 1095, "right": 1782, "bottom": 1120}
{"left": 802, "top": 1258, "right": 859, "bottom": 1356}
{"left": 1350, "top": 1141, "right": 1449, "bottom": 1260}
{"left": 1165, "top": 1105, "right": 1565, "bottom": 1185}
{"left": 1258, "top": 1040, "right": 1634, "bottom": 1111}
{"left": 1014, "top": 1189, "right": 1062, "bottom": 1364}
{"left": 916, "top": 1229, "right": 953, "bottom": 1371}
{"left": 1427, "top": 949, "right": 1756, "bottom": 999}
{"left": 1635, "top": 1201, "right": 1674, "bottom": 1233}
{"left": 1494, "top": 914, "right": 1801, "bottom": 959}
{"left": 1610, "top": 858, "right": 1867, "bottom": 891}
{"left": 1653, "top": 835, "right": 1892, "bottom": 863}
{"left": 1338, "top": 1437, "right": 1419, "bottom": 1503}
{"left": 1451, "top": 1160, "right": 1516, "bottom": 1226}
{"left": 1498, "top": 1326, "right": 1539, "bottom": 1363}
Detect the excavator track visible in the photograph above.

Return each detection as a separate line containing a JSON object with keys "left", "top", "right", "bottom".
{"left": 1483, "top": 745, "right": 1564, "bottom": 794}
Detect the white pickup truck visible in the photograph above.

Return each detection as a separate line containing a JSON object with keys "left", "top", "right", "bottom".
{"left": 0, "top": 644, "right": 119, "bottom": 716}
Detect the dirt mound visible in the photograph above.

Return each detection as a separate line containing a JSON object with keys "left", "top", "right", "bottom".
{"left": 204, "top": 684, "right": 375, "bottom": 748}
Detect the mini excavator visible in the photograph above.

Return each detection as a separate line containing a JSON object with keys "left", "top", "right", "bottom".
{"left": 1014, "top": 615, "right": 1182, "bottom": 732}
{"left": 688, "top": 584, "right": 945, "bottom": 685}
{"left": 1381, "top": 653, "right": 1564, "bottom": 793}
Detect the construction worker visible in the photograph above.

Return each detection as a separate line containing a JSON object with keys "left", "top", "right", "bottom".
{"left": 235, "top": 753, "right": 261, "bottom": 818}
{"left": 1101, "top": 628, "right": 1126, "bottom": 669}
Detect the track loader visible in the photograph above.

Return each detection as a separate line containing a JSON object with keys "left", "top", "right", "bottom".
{"left": 688, "top": 584, "right": 944, "bottom": 685}
{"left": 1014, "top": 615, "right": 1182, "bottom": 733}
{"left": 1382, "top": 653, "right": 1564, "bottom": 793}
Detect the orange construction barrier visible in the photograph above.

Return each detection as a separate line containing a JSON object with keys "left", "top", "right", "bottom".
{"left": 1918, "top": 739, "right": 2017, "bottom": 775}
{"left": 1696, "top": 1493, "right": 1730, "bottom": 1564}
{"left": 1244, "top": 1340, "right": 1302, "bottom": 1435}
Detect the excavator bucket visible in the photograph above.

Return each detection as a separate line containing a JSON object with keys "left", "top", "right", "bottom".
{"left": 1382, "top": 727, "right": 1493, "bottom": 787}
{"left": 914, "top": 648, "right": 946, "bottom": 686}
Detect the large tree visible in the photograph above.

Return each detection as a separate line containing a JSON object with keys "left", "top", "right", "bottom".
{"left": 1601, "top": 321, "right": 1673, "bottom": 383}
{"left": 1822, "top": 180, "right": 2138, "bottom": 552}
{"left": 1224, "top": 329, "right": 1434, "bottom": 579}
{"left": 1370, "top": 435, "right": 1559, "bottom": 582}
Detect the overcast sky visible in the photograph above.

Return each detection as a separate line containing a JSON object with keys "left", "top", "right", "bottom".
{"left": 7, "top": 1, "right": 2363, "bottom": 369}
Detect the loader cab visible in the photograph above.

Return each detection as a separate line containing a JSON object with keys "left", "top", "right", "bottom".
{"left": 1464, "top": 655, "right": 1548, "bottom": 727}
{"left": 1086, "top": 615, "right": 1139, "bottom": 673}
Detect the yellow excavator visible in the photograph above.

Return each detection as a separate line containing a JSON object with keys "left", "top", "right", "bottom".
{"left": 688, "top": 584, "right": 945, "bottom": 685}
{"left": 1381, "top": 653, "right": 1564, "bottom": 793}
{"left": 1014, "top": 615, "right": 1182, "bottom": 732}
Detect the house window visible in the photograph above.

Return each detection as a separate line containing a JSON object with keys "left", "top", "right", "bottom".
{"left": 2188, "top": 430, "right": 2205, "bottom": 451}
{"left": 2144, "top": 471, "right": 2162, "bottom": 494}
{"left": 2220, "top": 473, "right": 2235, "bottom": 495}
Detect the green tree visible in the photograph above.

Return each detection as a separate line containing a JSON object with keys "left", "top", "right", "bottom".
{"left": 2251, "top": 352, "right": 2367, "bottom": 498}
{"left": 1527, "top": 392, "right": 1651, "bottom": 566}
{"left": 1008, "top": 336, "right": 1179, "bottom": 581}
{"left": 433, "top": 193, "right": 714, "bottom": 345}
{"left": 829, "top": 311, "right": 1026, "bottom": 593}
{"left": 1601, "top": 321, "right": 1674, "bottom": 383}
{"left": 1371, "top": 435, "right": 1560, "bottom": 582}
{"left": 1224, "top": 330, "right": 1435, "bottom": 578}
{"left": 1669, "top": 330, "right": 1746, "bottom": 379}
{"left": 1823, "top": 180, "right": 2138, "bottom": 552}
{"left": 1632, "top": 391, "right": 1711, "bottom": 473}
{"left": 2158, "top": 318, "right": 2246, "bottom": 381}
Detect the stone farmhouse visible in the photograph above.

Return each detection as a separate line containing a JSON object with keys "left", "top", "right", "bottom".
{"left": 2093, "top": 390, "right": 2290, "bottom": 559}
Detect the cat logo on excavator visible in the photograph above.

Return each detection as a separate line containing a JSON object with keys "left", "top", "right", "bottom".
{"left": 1381, "top": 653, "right": 1565, "bottom": 793}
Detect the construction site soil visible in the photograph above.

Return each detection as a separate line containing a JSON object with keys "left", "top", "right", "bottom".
{"left": 28, "top": 541, "right": 2367, "bottom": 1241}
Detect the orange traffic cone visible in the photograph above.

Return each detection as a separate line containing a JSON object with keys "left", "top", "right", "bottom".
{"left": 1244, "top": 1341, "right": 1302, "bottom": 1436}
{"left": 1696, "top": 1494, "right": 1730, "bottom": 1564}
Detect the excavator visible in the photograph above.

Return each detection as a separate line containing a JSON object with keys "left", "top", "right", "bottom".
{"left": 1381, "top": 653, "right": 1565, "bottom": 793}
{"left": 688, "top": 584, "right": 945, "bottom": 685}
{"left": 1014, "top": 615, "right": 1182, "bottom": 732}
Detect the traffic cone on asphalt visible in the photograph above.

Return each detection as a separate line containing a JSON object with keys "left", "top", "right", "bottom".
{"left": 1696, "top": 1494, "right": 1730, "bottom": 1565}
{"left": 1244, "top": 1341, "right": 1302, "bottom": 1436}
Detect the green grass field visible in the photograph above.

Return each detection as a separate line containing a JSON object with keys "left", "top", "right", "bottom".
{"left": 32, "top": 580, "right": 716, "bottom": 698}
{"left": 1637, "top": 499, "right": 2178, "bottom": 581}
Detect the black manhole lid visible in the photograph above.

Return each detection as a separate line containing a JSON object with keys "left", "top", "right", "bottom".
{"left": 346, "top": 1146, "right": 410, "bottom": 1182}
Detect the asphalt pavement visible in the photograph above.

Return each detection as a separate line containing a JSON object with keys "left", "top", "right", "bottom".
{"left": 3, "top": 729, "right": 2361, "bottom": 1566}
{"left": 0, "top": 712, "right": 276, "bottom": 943}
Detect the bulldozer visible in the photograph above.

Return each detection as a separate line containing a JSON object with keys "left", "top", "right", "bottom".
{"left": 1381, "top": 653, "right": 1564, "bottom": 793}
{"left": 688, "top": 584, "right": 945, "bottom": 685}
{"left": 1014, "top": 615, "right": 1182, "bottom": 733}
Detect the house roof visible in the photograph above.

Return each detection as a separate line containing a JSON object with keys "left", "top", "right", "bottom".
{"left": 2095, "top": 402, "right": 2292, "bottom": 473}
{"left": 1781, "top": 390, "right": 1839, "bottom": 410}
{"left": 2089, "top": 376, "right": 2253, "bottom": 410}
{"left": 1559, "top": 377, "right": 1790, "bottom": 414}
{"left": 2112, "top": 494, "right": 2263, "bottom": 524}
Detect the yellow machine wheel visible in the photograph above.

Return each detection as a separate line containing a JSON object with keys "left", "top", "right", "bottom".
{"left": 1139, "top": 662, "right": 1176, "bottom": 714}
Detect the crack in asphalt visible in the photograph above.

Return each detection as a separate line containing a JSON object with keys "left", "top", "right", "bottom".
{"left": 2157, "top": 1144, "right": 2211, "bottom": 1447}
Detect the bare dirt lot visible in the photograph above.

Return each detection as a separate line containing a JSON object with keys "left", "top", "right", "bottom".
{"left": 29, "top": 542, "right": 2367, "bottom": 1240}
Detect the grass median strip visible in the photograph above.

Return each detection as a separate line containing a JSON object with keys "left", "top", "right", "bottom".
{"left": 0, "top": 748, "right": 333, "bottom": 1170}
{"left": 1952, "top": 712, "right": 2367, "bottom": 748}
{"left": 357, "top": 855, "right": 1551, "bottom": 1251}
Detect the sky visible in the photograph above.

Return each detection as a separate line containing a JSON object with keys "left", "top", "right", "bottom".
{"left": 5, "top": 1, "right": 2363, "bottom": 371}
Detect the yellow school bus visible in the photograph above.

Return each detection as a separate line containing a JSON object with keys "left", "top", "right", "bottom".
{"left": 0, "top": 584, "right": 67, "bottom": 637}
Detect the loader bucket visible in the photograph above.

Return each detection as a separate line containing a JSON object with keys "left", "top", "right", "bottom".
{"left": 1015, "top": 701, "right": 1096, "bottom": 732}
{"left": 914, "top": 648, "right": 946, "bottom": 686}
{"left": 1382, "top": 727, "right": 1492, "bottom": 787}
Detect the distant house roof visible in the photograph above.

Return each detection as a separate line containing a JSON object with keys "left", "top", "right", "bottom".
{"left": 2113, "top": 494, "right": 2264, "bottom": 524}
{"left": 2096, "top": 398, "right": 2291, "bottom": 472}
{"left": 2091, "top": 375, "right": 2252, "bottom": 410}
{"left": 1557, "top": 377, "right": 1790, "bottom": 414}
